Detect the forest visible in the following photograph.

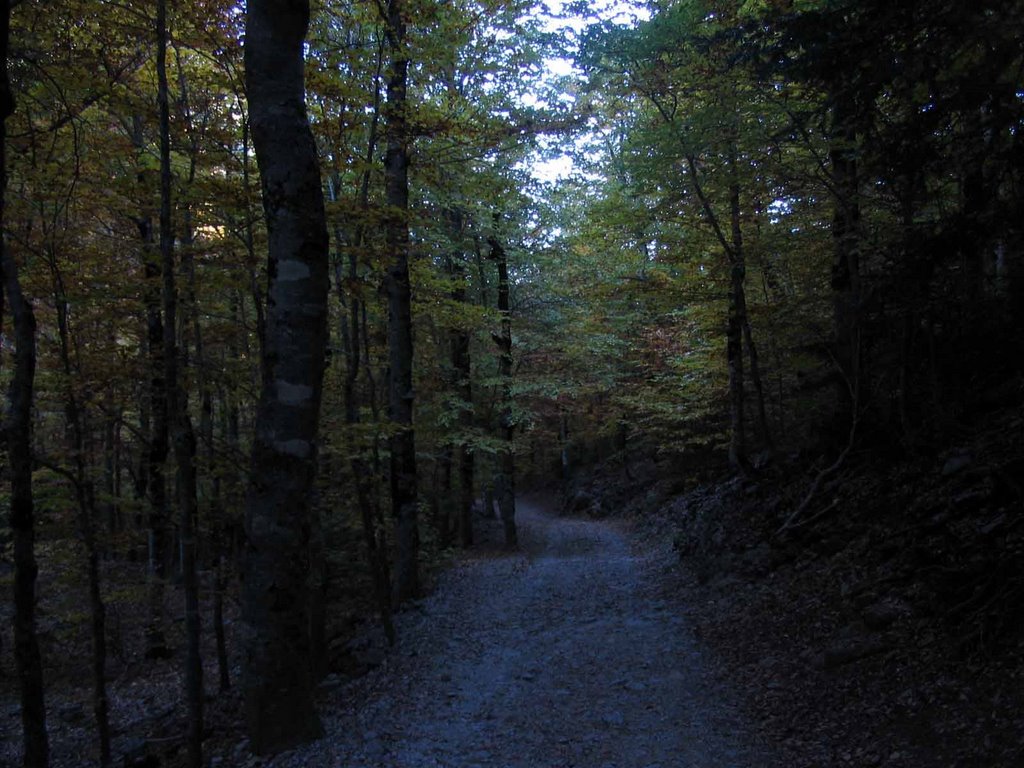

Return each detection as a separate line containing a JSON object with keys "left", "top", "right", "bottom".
{"left": 2, "top": 0, "right": 1023, "bottom": 766}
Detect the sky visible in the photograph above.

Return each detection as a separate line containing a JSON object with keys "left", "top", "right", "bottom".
{"left": 526, "top": 0, "right": 650, "bottom": 183}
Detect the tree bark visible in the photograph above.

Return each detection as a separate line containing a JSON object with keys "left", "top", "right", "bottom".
{"left": 4, "top": 257, "right": 49, "bottom": 768}
{"left": 3, "top": 9, "right": 50, "bottom": 765}
{"left": 383, "top": 0, "right": 419, "bottom": 602}
{"left": 242, "top": 0, "right": 328, "bottom": 753}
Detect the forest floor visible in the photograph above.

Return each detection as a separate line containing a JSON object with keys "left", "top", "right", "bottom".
{"left": 222, "top": 496, "right": 770, "bottom": 768}
{"left": 6, "top": 422, "right": 1022, "bottom": 768}
{"left": 574, "top": 405, "right": 1024, "bottom": 768}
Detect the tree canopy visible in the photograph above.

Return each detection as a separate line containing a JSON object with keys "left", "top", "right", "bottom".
{"left": 3, "top": 0, "right": 1023, "bottom": 763}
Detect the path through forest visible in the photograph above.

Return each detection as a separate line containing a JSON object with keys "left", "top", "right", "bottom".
{"left": 260, "top": 498, "right": 766, "bottom": 768}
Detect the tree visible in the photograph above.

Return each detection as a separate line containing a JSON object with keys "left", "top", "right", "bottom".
{"left": 489, "top": 223, "right": 518, "bottom": 546}
{"left": 382, "top": 0, "right": 419, "bottom": 603}
{"left": 3, "top": 3, "right": 50, "bottom": 765}
{"left": 242, "top": 0, "right": 329, "bottom": 754}
{"left": 156, "top": 1, "right": 203, "bottom": 764}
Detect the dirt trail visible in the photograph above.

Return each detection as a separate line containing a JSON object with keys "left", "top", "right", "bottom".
{"left": 265, "top": 499, "right": 766, "bottom": 768}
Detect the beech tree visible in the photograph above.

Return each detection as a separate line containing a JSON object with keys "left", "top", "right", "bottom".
{"left": 242, "top": 0, "right": 329, "bottom": 754}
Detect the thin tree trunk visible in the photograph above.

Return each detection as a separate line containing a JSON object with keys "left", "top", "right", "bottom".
{"left": 103, "top": 417, "right": 121, "bottom": 539}
{"left": 132, "top": 110, "right": 172, "bottom": 660}
{"left": 726, "top": 265, "right": 746, "bottom": 466}
{"left": 559, "top": 409, "right": 571, "bottom": 498}
{"left": 4, "top": 254, "right": 49, "bottom": 768}
{"left": 489, "top": 228, "right": 517, "bottom": 548}
{"left": 240, "top": 114, "right": 266, "bottom": 359}
{"left": 726, "top": 140, "right": 770, "bottom": 454}
{"left": 213, "top": 388, "right": 232, "bottom": 691}
{"left": 331, "top": 41, "right": 395, "bottom": 641}
{"left": 742, "top": 317, "right": 771, "bottom": 449}
{"left": 156, "top": 5, "right": 203, "bottom": 764}
{"left": 4, "top": 22, "right": 49, "bottom": 754}
{"left": 242, "top": 0, "right": 329, "bottom": 753}
{"left": 450, "top": 254, "right": 474, "bottom": 548}
{"left": 213, "top": 552, "right": 230, "bottom": 691}
{"left": 48, "top": 256, "right": 112, "bottom": 766}
{"left": 383, "top": 0, "right": 419, "bottom": 602}
{"left": 4, "top": 20, "right": 47, "bottom": 754}
{"left": 684, "top": 152, "right": 749, "bottom": 471}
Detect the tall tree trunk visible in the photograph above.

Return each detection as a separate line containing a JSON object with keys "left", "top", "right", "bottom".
{"left": 332, "top": 36, "right": 394, "bottom": 641}
{"left": 4, "top": 13, "right": 48, "bottom": 757}
{"left": 240, "top": 115, "right": 266, "bottom": 359}
{"left": 726, "top": 141, "right": 770, "bottom": 456}
{"left": 383, "top": 0, "right": 419, "bottom": 602}
{"left": 684, "top": 151, "right": 748, "bottom": 471}
{"left": 133, "top": 111, "right": 172, "bottom": 661}
{"left": 242, "top": 0, "right": 328, "bottom": 753}
{"left": 48, "top": 257, "right": 112, "bottom": 766}
{"left": 4, "top": 256, "right": 49, "bottom": 768}
{"left": 559, "top": 409, "right": 571, "bottom": 499}
{"left": 214, "top": 389, "right": 232, "bottom": 692}
{"left": 449, "top": 254, "right": 474, "bottom": 549}
{"left": 489, "top": 229, "right": 517, "bottom": 548}
{"left": 156, "top": 5, "right": 203, "bottom": 765}
{"left": 103, "top": 417, "right": 121, "bottom": 538}
{"left": 726, "top": 212, "right": 747, "bottom": 468}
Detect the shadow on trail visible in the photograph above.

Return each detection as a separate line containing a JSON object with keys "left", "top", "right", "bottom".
{"left": 266, "top": 497, "right": 767, "bottom": 768}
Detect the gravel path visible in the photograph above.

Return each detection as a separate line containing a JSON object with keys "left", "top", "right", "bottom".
{"left": 263, "top": 499, "right": 766, "bottom": 768}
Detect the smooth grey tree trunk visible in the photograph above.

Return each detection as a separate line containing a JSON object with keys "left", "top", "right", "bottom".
{"left": 242, "top": 0, "right": 329, "bottom": 754}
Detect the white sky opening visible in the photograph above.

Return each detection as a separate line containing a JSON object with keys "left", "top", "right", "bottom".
{"left": 522, "top": 0, "right": 650, "bottom": 185}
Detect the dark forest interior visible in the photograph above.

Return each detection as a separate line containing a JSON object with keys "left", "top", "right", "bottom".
{"left": 2, "top": 0, "right": 1023, "bottom": 766}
